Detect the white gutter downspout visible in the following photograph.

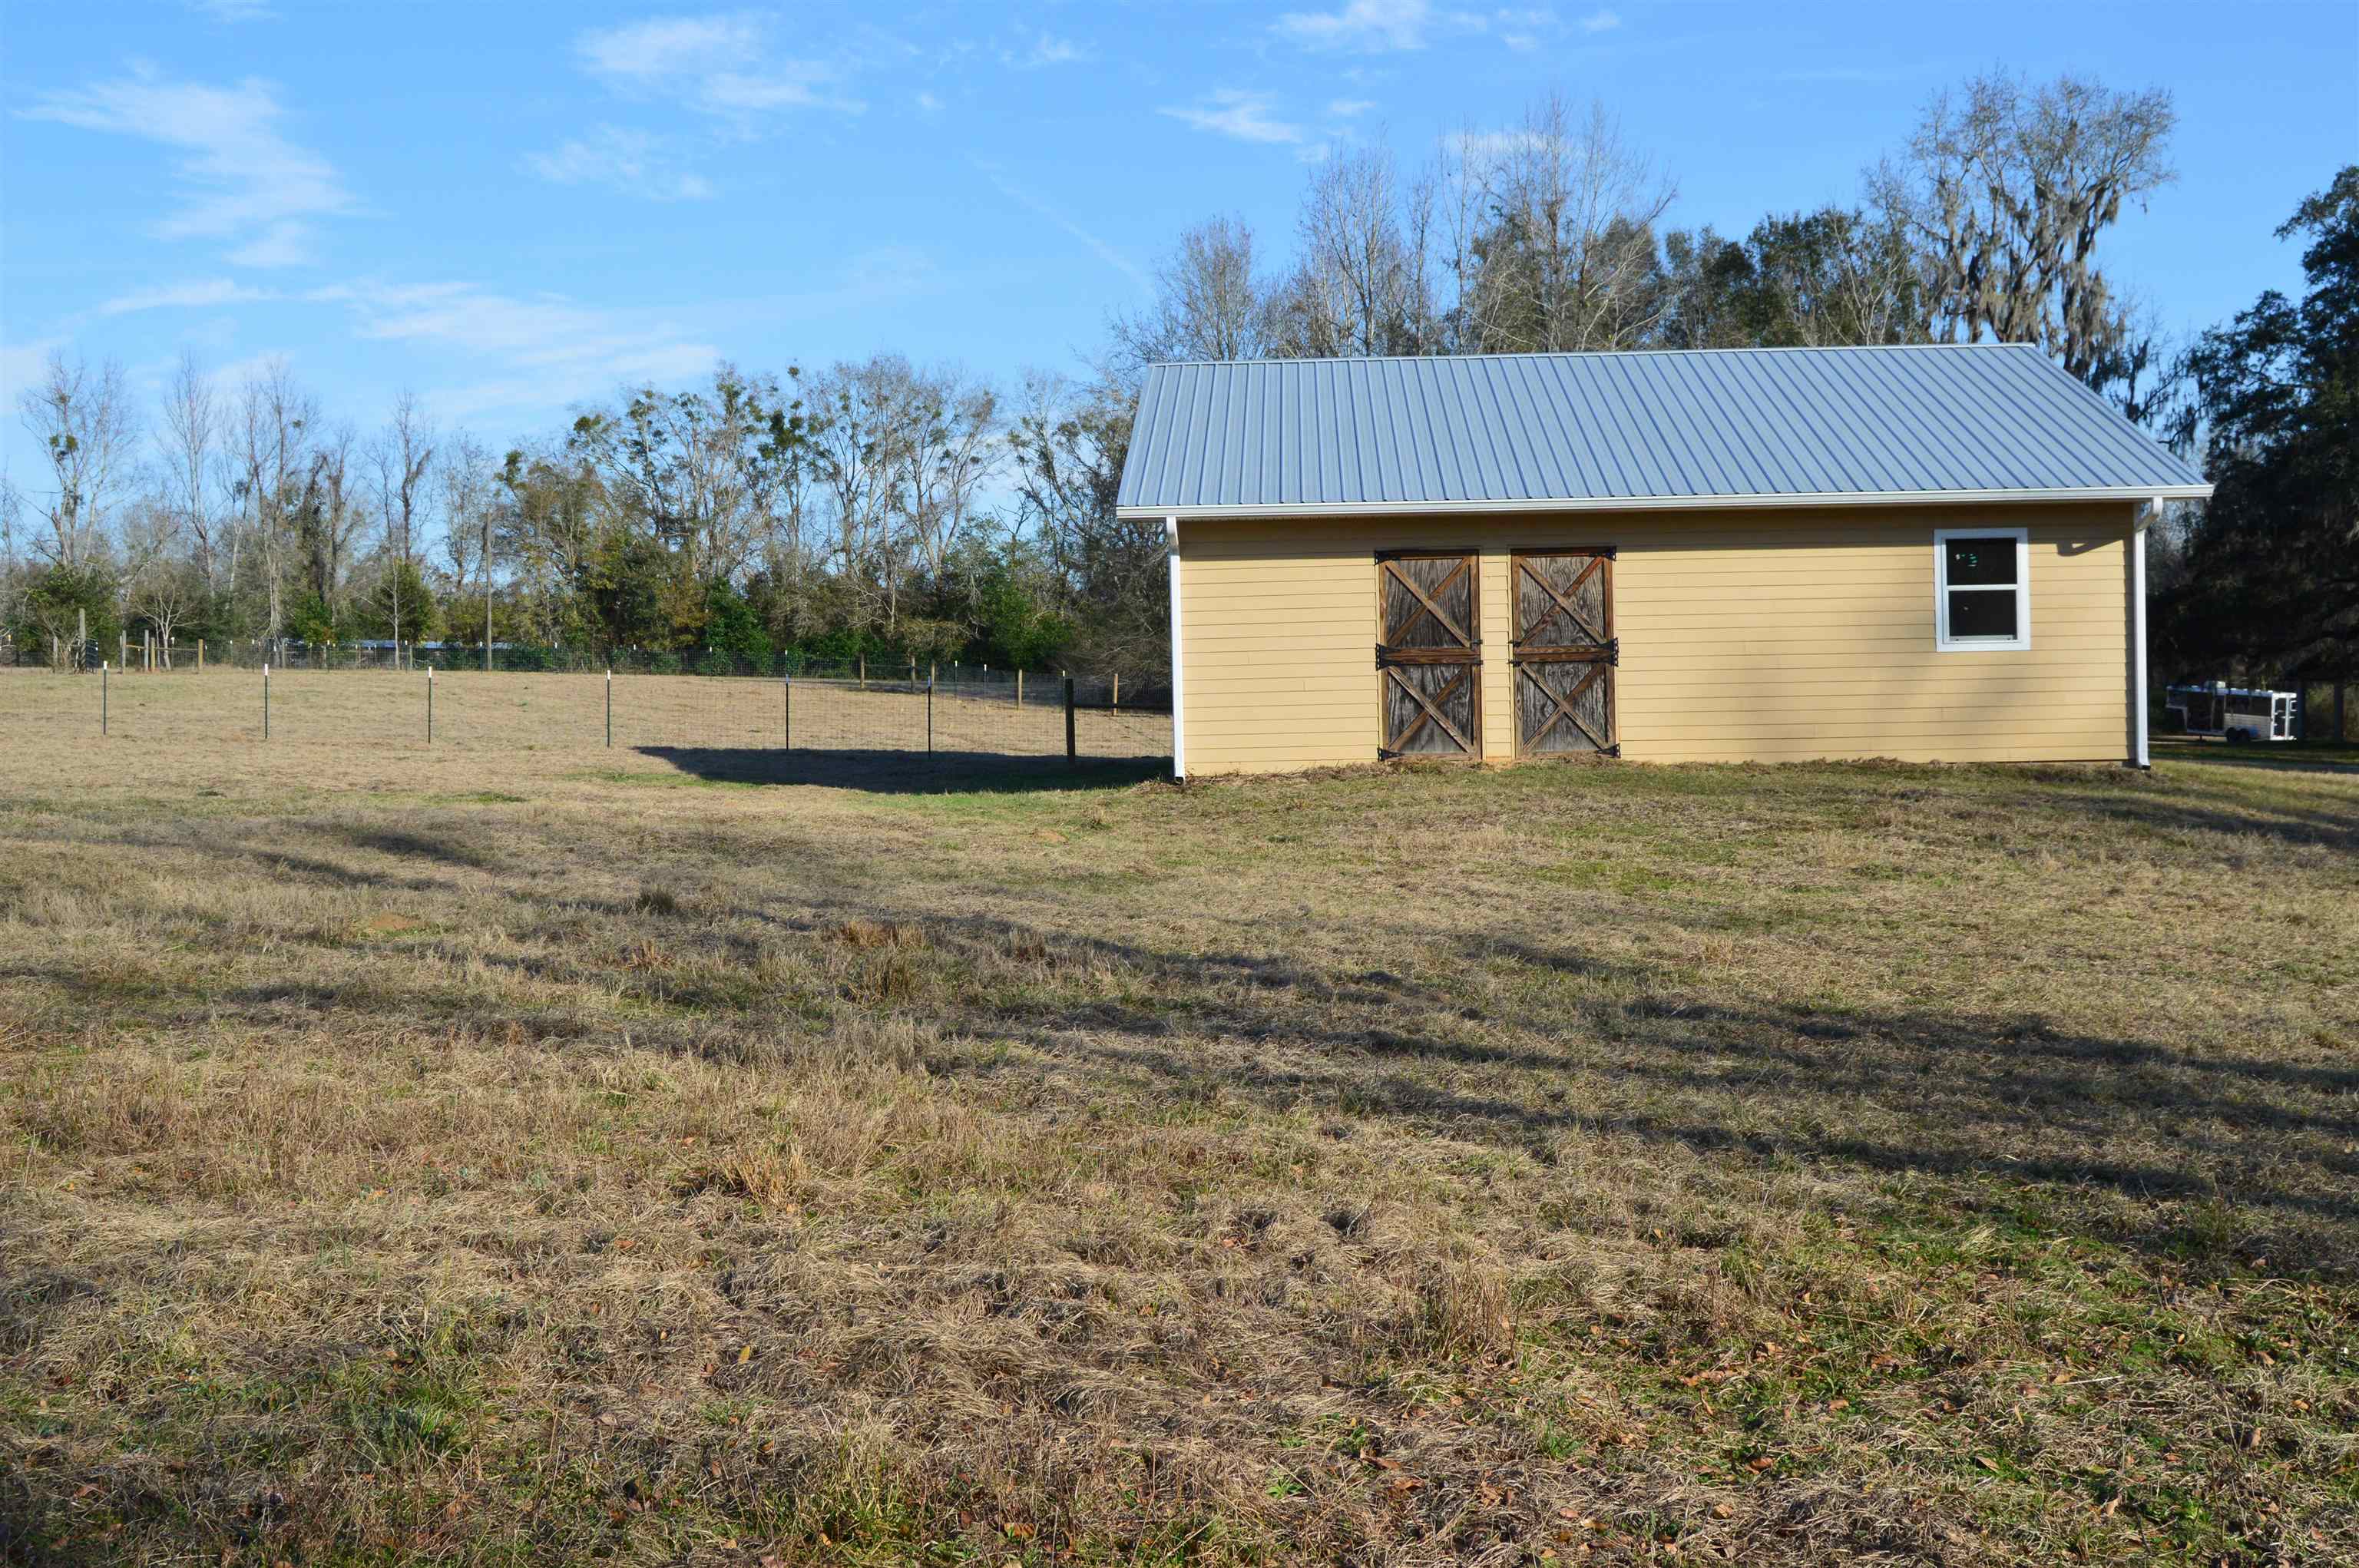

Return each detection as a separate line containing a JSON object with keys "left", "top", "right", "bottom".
{"left": 2134, "top": 498, "right": 2157, "bottom": 769}
{"left": 1166, "top": 515, "right": 1186, "bottom": 781}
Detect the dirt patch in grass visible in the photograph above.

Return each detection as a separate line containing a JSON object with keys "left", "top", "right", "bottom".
{"left": 2, "top": 720, "right": 2355, "bottom": 1564}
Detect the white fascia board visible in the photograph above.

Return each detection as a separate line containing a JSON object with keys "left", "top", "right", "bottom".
{"left": 1116, "top": 484, "right": 2214, "bottom": 521}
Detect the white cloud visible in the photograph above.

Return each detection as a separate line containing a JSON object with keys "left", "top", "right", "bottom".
{"left": 577, "top": 12, "right": 759, "bottom": 78}
{"left": 574, "top": 12, "right": 862, "bottom": 121}
{"left": 0, "top": 337, "right": 68, "bottom": 403}
{"left": 1008, "top": 33, "right": 1083, "bottom": 68}
{"left": 1158, "top": 90, "right": 1306, "bottom": 145}
{"left": 915, "top": 90, "right": 945, "bottom": 113}
{"left": 1326, "top": 98, "right": 1378, "bottom": 117}
{"left": 229, "top": 220, "right": 316, "bottom": 267}
{"left": 524, "top": 127, "right": 715, "bottom": 201}
{"left": 307, "top": 280, "right": 720, "bottom": 412}
{"left": 98, "top": 278, "right": 274, "bottom": 315}
{"left": 1492, "top": 6, "right": 1551, "bottom": 50}
{"left": 23, "top": 66, "right": 352, "bottom": 267}
{"left": 1577, "top": 7, "right": 1620, "bottom": 31}
{"left": 1274, "top": 0, "right": 1430, "bottom": 53}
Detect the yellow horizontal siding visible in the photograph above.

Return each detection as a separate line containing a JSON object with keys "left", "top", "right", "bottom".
{"left": 1176, "top": 502, "right": 2134, "bottom": 773}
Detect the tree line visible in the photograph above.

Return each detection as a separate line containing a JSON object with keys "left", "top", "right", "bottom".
{"left": 4, "top": 68, "right": 2346, "bottom": 700}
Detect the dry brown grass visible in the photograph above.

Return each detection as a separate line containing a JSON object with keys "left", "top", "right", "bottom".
{"left": 2, "top": 687, "right": 2356, "bottom": 1566}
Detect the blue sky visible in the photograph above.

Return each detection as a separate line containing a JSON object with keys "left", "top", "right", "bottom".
{"left": 3, "top": 0, "right": 2354, "bottom": 486}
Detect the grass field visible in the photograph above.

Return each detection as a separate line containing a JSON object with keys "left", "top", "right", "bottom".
{"left": 2, "top": 678, "right": 2355, "bottom": 1565}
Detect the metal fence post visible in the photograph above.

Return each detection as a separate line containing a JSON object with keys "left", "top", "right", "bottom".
{"left": 101, "top": 662, "right": 108, "bottom": 736}
{"left": 1064, "top": 673, "right": 1076, "bottom": 761}
{"left": 263, "top": 663, "right": 270, "bottom": 740}
{"left": 426, "top": 666, "right": 435, "bottom": 743}
{"left": 782, "top": 668, "right": 792, "bottom": 750}
{"left": 1016, "top": 669, "right": 1024, "bottom": 709}
{"left": 926, "top": 667, "right": 935, "bottom": 753}
{"left": 605, "top": 669, "right": 613, "bottom": 747}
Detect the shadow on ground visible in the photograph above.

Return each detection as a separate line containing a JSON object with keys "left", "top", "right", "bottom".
{"left": 635, "top": 746, "right": 1170, "bottom": 794}
{"left": 759, "top": 901, "right": 2359, "bottom": 1277}
{"left": 2154, "top": 740, "right": 2359, "bottom": 775}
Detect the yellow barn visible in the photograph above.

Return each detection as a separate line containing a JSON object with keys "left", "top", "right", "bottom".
{"left": 1113, "top": 346, "right": 2212, "bottom": 778}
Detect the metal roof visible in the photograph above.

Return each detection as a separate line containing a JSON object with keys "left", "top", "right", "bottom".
{"left": 1114, "top": 344, "right": 2209, "bottom": 518}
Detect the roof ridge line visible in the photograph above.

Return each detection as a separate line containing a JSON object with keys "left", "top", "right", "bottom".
{"left": 1142, "top": 343, "right": 2040, "bottom": 369}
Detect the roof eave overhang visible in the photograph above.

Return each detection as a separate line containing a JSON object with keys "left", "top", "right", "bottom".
{"left": 1118, "top": 484, "right": 2212, "bottom": 522}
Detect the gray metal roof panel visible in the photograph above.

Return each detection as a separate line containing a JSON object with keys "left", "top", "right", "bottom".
{"left": 1117, "top": 344, "right": 2208, "bottom": 515}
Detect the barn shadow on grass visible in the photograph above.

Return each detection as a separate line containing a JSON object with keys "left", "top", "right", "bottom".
{"left": 634, "top": 745, "right": 1170, "bottom": 795}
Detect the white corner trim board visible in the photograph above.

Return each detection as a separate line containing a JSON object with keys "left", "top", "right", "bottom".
{"left": 1166, "top": 514, "right": 1186, "bottom": 780}
{"left": 2134, "top": 498, "right": 2158, "bottom": 767}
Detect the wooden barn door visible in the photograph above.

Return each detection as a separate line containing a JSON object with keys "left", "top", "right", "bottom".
{"left": 1512, "top": 548, "right": 1618, "bottom": 756}
{"left": 1375, "top": 551, "right": 1481, "bottom": 759}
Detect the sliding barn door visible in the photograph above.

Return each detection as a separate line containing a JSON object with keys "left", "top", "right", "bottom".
{"left": 1512, "top": 548, "right": 1617, "bottom": 756}
{"left": 1376, "top": 551, "right": 1481, "bottom": 759}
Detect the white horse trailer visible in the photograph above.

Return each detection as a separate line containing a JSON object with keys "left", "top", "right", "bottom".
{"left": 2166, "top": 683, "right": 2300, "bottom": 743}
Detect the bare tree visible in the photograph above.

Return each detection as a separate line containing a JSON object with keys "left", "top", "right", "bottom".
{"left": 1112, "top": 216, "right": 1275, "bottom": 377}
{"left": 369, "top": 391, "right": 435, "bottom": 654}
{"left": 438, "top": 432, "right": 497, "bottom": 653}
{"left": 566, "top": 364, "right": 802, "bottom": 584}
{"left": 16, "top": 352, "right": 136, "bottom": 571}
{"left": 295, "top": 422, "right": 365, "bottom": 625}
{"left": 1009, "top": 367, "right": 1165, "bottom": 675}
{"left": 0, "top": 474, "right": 24, "bottom": 660}
{"left": 807, "top": 358, "right": 910, "bottom": 627}
{"left": 230, "top": 361, "right": 317, "bottom": 648}
{"left": 896, "top": 366, "right": 999, "bottom": 587}
{"left": 1441, "top": 94, "right": 1678, "bottom": 352}
{"left": 1876, "top": 71, "right": 2177, "bottom": 392}
{"left": 1275, "top": 143, "right": 1439, "bottom": 357}
{"left": 156, "top": 351, "right": 222, "bottom": 588}
{"left": 119, "top": 498, "right": 198, "bottom": 666}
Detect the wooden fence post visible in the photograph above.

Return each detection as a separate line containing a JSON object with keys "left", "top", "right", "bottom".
{"left": 263, "top": 663, "right": 270, "bottom": 741}
{"left": 926, "top": 667, "right": 935, "bottom": 753}
{"left": 426, "top": 667, "right": 435, "bottom": 743}
{"left": 605, "top": 669, "right": 614, "bottom": 748}
{"left": 197, "top": 638, "right": 204, "bottom": 673}
{"left": 1016, "top": 669, "right": 1024, "bottom": 709}
{"left": 782, "top": 668, "right": 792, "bottom": 751}
{"left": 101, "top": 662, "right": 108, "bottom": 736}
{"left": 1064, "top": 674, "right": 1076, "bottom": 761}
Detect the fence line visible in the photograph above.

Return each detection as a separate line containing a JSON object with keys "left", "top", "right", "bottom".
{"left": 6, "top": 660, "right": 1172, "bottom": 766}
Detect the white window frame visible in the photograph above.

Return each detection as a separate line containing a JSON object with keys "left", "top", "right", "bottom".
{"left": 1933, "top": 526, "right": 2032, "bottom": 653}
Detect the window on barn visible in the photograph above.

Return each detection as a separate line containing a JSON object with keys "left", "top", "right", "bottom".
{"left": 1934, "top": 528, "right": 2030, "bottom": 652}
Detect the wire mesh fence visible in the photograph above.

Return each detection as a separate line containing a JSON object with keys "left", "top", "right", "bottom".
{"left": 1, "top": 659, "right": 1173, "bottom": 769}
